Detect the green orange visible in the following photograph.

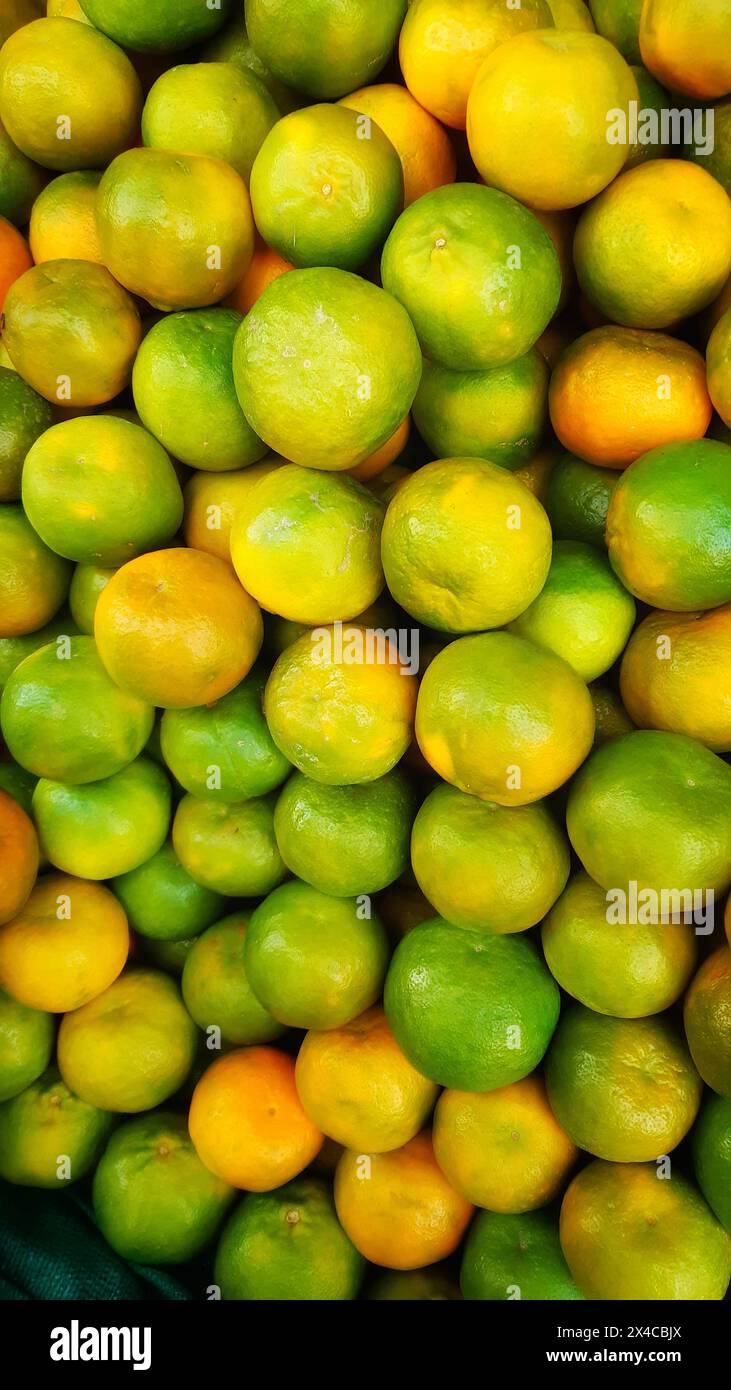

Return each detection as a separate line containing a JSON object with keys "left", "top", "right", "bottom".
{"left": 546, "top": 1005, "right": 702, "bottom": 1162}
{"left": 250, "top": 103, "right": 402, "bottom": 271}
{"left": 411, "top": 351, "right": 548, "bottom": 471}
{"left": 215, "top": 1177, "right": 364, "bottom": 1301}
{"left": 384, "top": 917, "right": 560, "bottom": 1091}
{"left": 3, "top": 259, "right": 141, "bottom": 407}
{"left": 545, "top": 452, "right": 618, "bottom": 548}
{"left": 68, "top": 565, "right": 114, "bottom": 635}
{"left": 588, "top": 0, "right": 642, "bottom": 61}
{"left": 22, "top": 416, "right": 182, "bottom": 567}
{"left": 245, "top": 880, "right": 390, "bottom": 1030}
{"left": 142, "top": 62, "right": 278, "bottom": 183}
{"left": 338, "top": 82, "right": 456, "bottom": 207}
{"left": 381, "top": 458, "right": 552, "bottom": 633}
{"left": 93, "top": 1112, "right": 233, "bottom": 1265}
{"left": 411, "top": 783, "right": 569, "bottom": 935}
{"left": 0, "top": 985, "right": 54, "bottom": 1103}
{"left": 181, "top": 913, "right": 284, "bottom": 1046}
{"left": 0, "top": 505, "right": 71, "bottom": 638}
{"left": 707, "top": 307, "right": 731, "bottom": 429}
{"left": 58, "top": 968, "right": 197, "bottom": 1112}
{"left": 434, "top": 1076, "right": 577, "bottom": 1214}
{"left": 461, "top": 1209, "right": 583, "bottom": 1301}
{"left": 574, "top": 160, "right": 731, "bottom": 329}
{"left": 245, "top": 0, "right": 406, "bottom": 100}
{"left": 542, "top": 871, "right": 697, "bottom": 1018}
{"left": 97, "top": 148, "right": 255, "bottom": 312}
{"left": 0, "top": 367, "right": 53, "bottom": 504}
{"left": 416, "top": 631, "right": 595, "bottom": 806}
{"left": 232, "top": 267, "right": 422, "bottom": 471}
{"left": 230, "top": 463, "right": 384, "bottom": 624}
{"left": 264, "top": 624, "right": 417, "bottom": 785}
{"left": 381, "top": 183, "right": 561, "bottom": 371}
{"left": 683, "top": 947, "right": 731, "bottom": 1099}
{"left": 33, "top": 755, "right": 171, "bottom": 880}
{"left": 0, "top": 118, "right": 46, "bottom": 227}
{"left": 78, "top": 0, "right": 231, "bottom": 52}
{"left": 567, "top": 730, "right": 731, "bottom": 897}
{"left": 607, "top": 439, "right": 731, "bottom": 611}
{"left": 160, "top": 668, "right": 290, "bottom": 803}
{"left": 132, "top": 309, "right": 266, "bottom": 471}
{"left": 112, "top": 841, "right": 224, "bottom": 943}
{"left": 172, "top": 793, "right": 286, "bottom": 898}
{"left": 507, "top": 540, "right": 636, "bottom": 682}
{"left": 692, "top": 1094, "right": 731, "bottom": 1233}
{"left": 0, "top": 18, "right": 141, "bottom": 171}
{"left": 560, "top": 1159, "right": 731, "bottom": 1299}
{"left": 274, "top": 769, "right": 415, "bottom": 898}
{"left": 0, "top": 1065, "right": 111, "bottom": 1188}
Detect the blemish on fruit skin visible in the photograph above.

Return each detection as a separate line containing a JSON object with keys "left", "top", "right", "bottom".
{"left": 285, "top": 1208, "right": 300, "bottom": 1226}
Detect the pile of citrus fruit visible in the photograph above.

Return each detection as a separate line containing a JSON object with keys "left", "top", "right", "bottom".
{"left": 1, "top": 0, "right": 731, "bottom": 1303}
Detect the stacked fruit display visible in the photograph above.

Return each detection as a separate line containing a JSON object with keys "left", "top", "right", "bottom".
{"left": 1, "top": 0, "right": 731, "bottom": 1301}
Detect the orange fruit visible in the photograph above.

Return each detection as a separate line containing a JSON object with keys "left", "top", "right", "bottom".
{"left": 295, "top": 1007, "right": 438, "bottom": 1153}
{"left": 0, "top": 873, "right": 128, "bottom": 1013}
{"left": 244, "top": 0, "right": 405, "bottom": 101}
{"left": 225, "top": 237, "right": 293, "bottom": 316}
{"left": 0, "top": 789, "right": 38, "bottom": 926}
{"left": 183, "top": 459, "right": 282, "bottom": 562}
{"left": 94, "top": 548, "right": 263, "bottom": 710}
{"left": 399, "top": 0, "right": 554, "bottom": 130}
{"left": 188, "top": 1046, "right": 323, "bottom": 1191}
{"left": 339, "top": 83, "right": 455, "bottom": 206}
{"left": 334, "top": 1130, "right": 473, "bottom": 1270}
{"left": 0, "top": 216, "right": 31, "bottom": 311}
{"left": 0, "top": 18, "right": 141, "bottom": 171}
{"left": 346, "top": 417, "right": 410, "bottom": 483}
{"left": 639, "top": 0, "right": 731, "bottom": 100}
{"left": 96, "top": 147, "right": 255, "bottom": 312}
{"left": 549, "top": 326, "right": 711, "bottom": 468}
{"left": 466, "top": 30, "right": 638, "bottom": 210}
{"left": 28, "top": 171, "right": 103, "bottom": 265}
{"left": 433, "top": 1076, "right": 578, "bottom": 1213}
{"left": 0, "top": 504, "right": 71, "bottom": 638}
{"left": 620, "top": 604, "right": 731, "bottom": 753}
{"left": 574, "top": 160, "right": 731, "bottom": 329}
{"left": 683, "top": 947, "right": 731, "bottom": 1100}
{"left": 141, "top": 61, "right": 278, "bottom": 184}
{"left": 2, "top": 259, "right": 141, "bottom": 407}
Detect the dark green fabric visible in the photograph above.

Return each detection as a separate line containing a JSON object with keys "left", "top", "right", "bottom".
{"left": 0, "top": 1180, "right": 195, "bottom": 1300}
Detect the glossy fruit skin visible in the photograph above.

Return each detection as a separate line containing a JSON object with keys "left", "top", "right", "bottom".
{"left": 111, "top": 842, "right": 224, "bottom": 943}
{"left": 245, "top": 0, "right": 407, "bottom": 100}
{"left": 0, "top": 368, "right": 53, "bottom": 504}
{"left": 0, "top": 1065, "right": 112, "bottom": 1188}
{"left": 0, "top": 506, "right": 72, "bottom": 640}
{"left": 274, "top": 770, "right": 415, "bottom": 898}
{"left": 639, "top": 0, "right": 731, "bottom": 100}
{"left": 58, "top": 969, "right": 197, "bottom": 1113}
{"left": 28, "top": 170, "right": 103, "bottom": 265}
{"left": 692, "top": 1094, "right": 731, "bottom": 1233}
{"left": 2, "top": 260, "right": 142, "bottom": 408}
{"left": 560, "top": 1160, "right": 731, "bottom": 1300}
{"left": 620, "top": 603, "right": 731, "bottom": 753}
{"left": 172, "top": 793, "right": 286, "bottom": 899}
{"left": 339, "top": 83, "right": 456, "bottom": 207}
{"left": 541, "top": 871, "right": 697, "bottom": 1018}
{"left": 215, "top": 1177, "right": 364, "bottom": 1301}
{"left": 183, "top": 460, "right": 283, "bottom": 561}
{"left": 411, "top": 784, "right": 570, "bottom": 935}
{"left": 0, "top": 119, "right": 46, "bottom": 227}
{"left": 181, "top": 914, "right": 284, "bottom": 1046}
{"left": 606, "top": 440, "right": 731, "bottom": 611}
{"left": 0, "top": 788, "right": 38, "bottom": 926}
{"left": 381, "top": 183, "right": 561, "bottom": 371}
{"left": 295, "top": 1006, "right": 438, "bottom": 1153}
{"left": 384, "top": 918, "right": 560, "bottom": 1091}
{"left": 79, "top": 0, "right": 232, "bottom": 52}
{"left": 160, "top": 668, "right": 290, "bottom": 803}
{"left": 92, "top": 1113, "right": 234, "bottom": 1265}
{"left": 232, "top": 268, "right": 422, "bottom": 472}
{"left": 32, "top": 756, "right": 171, "bottom": 881}
{"left": 707, "top": 307, "right": 731, "bottom": 429}
{"left": 545, "top": 452, "right": 618, "bottom": 548}
{"left": 0, "top": 18, "right": 142, "bottom": 172}
{"left": 461, "top": 1209, "right": 584, "bottom": 1301}
{"left": 412, "top": 351, "right": 549, "bottom": 471}
{"left": 142, "top": 63, "right": 278, "bottom": 184}
{"left": 545, "top": 1005, "right": 702, "bottom": 1162}
{"left": 684, "top": 947, "right": 731, "bottom": 1100}
{"left": 0, "top": 986, "right": 54, "bottom": 1103}
{"left": 250, "top": 104, "right": 403, "bottom": 272}
{"left": 567, "top": 729, "right": 731, "bottom": 898}
{"left": 433, "top": 1076, "right": 578, "bottom": 1214}
{"left": 245, "top": 880, "right": 390, "bottom": 1030}
{"left": 132, "top": 310, "right": 266, "bottom": 472}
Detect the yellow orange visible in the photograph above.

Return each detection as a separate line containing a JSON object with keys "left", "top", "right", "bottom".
{"left": 339, "top": 83, "right": 455, "bottom": 206}
{"left": 620, "top": 604, "right": 731, "bottom": 753}
{"left": 29, "top": 171, "right": 103, "bottom": 265}
{"left": 640, "top": 0, "right": 731, "bottom": 99}
{"left": 183, "top": 459, "right": 282, "bottom": 562}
